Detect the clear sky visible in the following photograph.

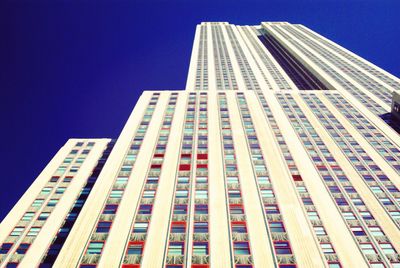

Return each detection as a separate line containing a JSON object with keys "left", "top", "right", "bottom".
{"left": 0, "top": 0, "right": 399, "bottom": 221}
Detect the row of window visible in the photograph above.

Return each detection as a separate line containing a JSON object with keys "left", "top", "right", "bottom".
{"left": 120, "top": 93, "right": 178, "bottom": 266}
{"left": 255, "top": 91, "right": 340, "bottom": 266}
{"left": 276, "top": 93, "right": 398, "bottom": 265}
{"left": 1, "top": 142, "right": 92, "bottom": 265}
{"left": 302, "top": 93, "right": 400, "bottom": 228}
{"left": 236, "top": 92, "right": 298, "bottom": 266}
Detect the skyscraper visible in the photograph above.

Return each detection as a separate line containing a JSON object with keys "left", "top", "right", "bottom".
{"left": 1, "top": 21, "right": 400, "bottom": 268}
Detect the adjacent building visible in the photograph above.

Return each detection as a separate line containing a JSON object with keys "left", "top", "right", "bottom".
{"left": 1, "top": 21, "right": 400, "bottom": 268}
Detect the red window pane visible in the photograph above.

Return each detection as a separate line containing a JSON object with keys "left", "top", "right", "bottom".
{"left": 196, "top": 164, "right": 208, "bottom": 169}
{"left": 197, "top": 154, "right": 208, "bottom": 160}
{"left": 151, "top": 164, "right": 162, "bottom": 169}
{"left": 179, "top": 164, "right": 191, "bottom": 171}
{"left": 292, "top": 175, "right": 302, "bottom": 181}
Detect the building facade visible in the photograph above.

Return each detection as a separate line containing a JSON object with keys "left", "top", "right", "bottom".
{"left": 1, "top": 22, "right": 400, "bottom": 268}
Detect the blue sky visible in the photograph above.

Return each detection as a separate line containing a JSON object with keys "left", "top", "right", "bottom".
{"left": 0, "top": 0, "right": 399, "bottom": 220}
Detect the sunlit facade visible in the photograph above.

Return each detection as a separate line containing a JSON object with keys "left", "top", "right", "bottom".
{"left": 1, "top": 22, "right": 400, "bottom": 268}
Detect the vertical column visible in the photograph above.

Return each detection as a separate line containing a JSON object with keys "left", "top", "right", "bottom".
{"left": 263, "top": 23, "right": 390, "bottom": 112}
{"left": 220, "top": 25, "right": 246, "bottom": 90}
{"left": 317, "top": 93, "right": 400, "bottom": 190}
{"left": 186, "top": 25, "right": 202, "bottom": 91}
{"left": 246, "top": 91, "right": 327, "bottom": 267}
{"left": 230, "top": 26, "right": 273, "bottom": 90}
{"left": 19, "top": 139, "right": 110, "bottom": 267}
{"left": 226, "top": 93, "right": 275, "bottom": 267}
{"left": 291, "top": 93, "right": 400, "bottom": 254}
{"left": 208, "top": 92, "right": 232, "bottom": 267}
{"left": 256, "top": 91, "right": 367, "bottom": 267}
{"left": 140, "top": 92, "right": 188, "bottom": 267}
{"left": 206, "top": 24, "right": 216, "bottom": 91}
{"left": 98, "top": 92, "right": 172, "bottom": 266}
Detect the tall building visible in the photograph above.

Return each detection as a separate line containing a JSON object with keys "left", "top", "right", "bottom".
{"left": 1, "top": 22, "right": 400, "bottom": 268}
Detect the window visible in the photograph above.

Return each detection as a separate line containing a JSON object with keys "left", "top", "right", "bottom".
{"left": 359, "top": 211, "right": 374, "bottom": 220}
{"left": 178, "top": 177, "right": 189, "bottom": 184}
{"left": 195, "top": 204, "right": 208, "bottom": 214}
{"left": 116, "top": 177, "right": 128, "bottom": 184}
{"left": 173, "top": 205, "right": 187, "bottom": 215}
{"left": 351, "top": 198, "right": 364, "bottom": 206}
{"left": 193, "top": 242, "right": 208, "bottom": 255}
{"left": 351, "top": 226, "right": 366, "bottom": 236}
{"left": 168, "top": 242, "right": 184, "bottom": 255}
{"left": 314, "top": 226, "right": 326, "bottom": 236}
{"left": 66, "top": 213, "right": 77, "bottom": 221}
{"left": 342, "top": 212, "right": 356, "bottom": 220}
{"left": 230, "top": 205, "right": 244, "bottom": 214}
{"left": 50, "top": 176, "right": 59, "bottom": 183}
{"left": 390, "top": 211, "right": 400, "bottom": 220}
{"left": 307, "top": 211, "right": 320, "bottom": 220}
{"left": 232, "top": 222, "right": 247, "bottom": 233}
{"left": 0, "top": 243, "right": 13, "bottom": 254}
{"left": 302, "top": 198, "right": 313, "bottom": 205}
{"left": 258, "top": 176, "right": 269, "bottom": 184}
{"left": 196, "top": 177, "right": 208, "bottom": 184}
{"left": 103, "top": 204, "right": 118, "bottom": 214}
{"left": 110, "top": 189, "right": 123, "bottom": 198}
{"left": 55, "top": 187, "right": 66, "bottom": 194}
{"left": 234, "top": 242, "right": 250, "bottom": 255}
{"left": 10, "top": 227, "right": 24, "bottom": 236}
{"left": 260, "top": 189, "right": 274, "bottom": 198}
{"left": 370, "top": 263, "right": 385, "bottom": 268}
{"left": 143, "top": 190, "right": 156, "bottom": 198}
{"left": 194, "top": 222, "right": 208, "bottom": 233}
{"left": 176, "top": 190, "right": 188, "bottom": 199}
{"left": 96, "top": 222, "right": 112, "bottom": 233}
{"left": 228, "top": 190, "right": 241, "bottom": 198}
{"left": 371, "top": 186, "right": 383, "bottom": 193}
{"left": 270, "top": 222, "right": 285, "bottom": 233}
{"left": 16, "top": 243, "right": 30, "bottom": 254}
{"left": 171, "top": 222, "right": 186, "bottom": 233}
{"left": 38, "top": 212, "right": 50, "bottom": 221}
{"left": 58, "top": 227, "right": 70, "bottom": 237}
{"left": 138, "top": 205, "right": 152, "bottom": 214}
{"left": 47, "top": 199, "right": 58, "bottom": 207}
{"left": 87, "top": 242, "right": 104, "bottom": 254}
{"left": 147, "top": 177, "right": 159, "bottom": 184}
{"left": 265, "top": 204, "right": 280, "bottom": 214}
{"left": 63, "top": 176, "right": 73, "bottom": 182}
{"left": 369, "top": 226, "right": 384, "bottom": 237}
{"left": 179, "top": 164, "right": 191, "bottom": 171}
{"left": 379, "top": 243, "right": 396, "bottom": 254}
{"left": 196, "top": 190, "right": 208, "bottom": 199}
{"left": 41, "top": 187, "right": 52, "bottom": 195}
{"left": 27, "top": 227, "right": 41, "bottom": 237}
{"left": 274, "top": 241, "right": 292, "bottom": 255}
{"left": 360, "top": 243, "right": 376, "bottom": 254}
{"left": 127, "top": 242, "right": 144, "bottom": 255}
{"left": 296, "top": 186, "right": 307, "bottom": 193}
{"left": 320, "top": 243, "right": 335, "bottom": 254}
{"left": 32, "top": 199, "right": 44, "bottom": 207}
{"left": 227, "top": 177, "right": 239, "bottom": 184}
{"left": 22, "top": 212, "right": 35, "bottom": 221}
{"left": 133, "top": 222, "right": 148, "bottom": 233}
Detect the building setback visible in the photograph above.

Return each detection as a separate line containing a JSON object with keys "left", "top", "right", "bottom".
{"left": 1, "top": 22, "right": 400, "bottom": 268}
